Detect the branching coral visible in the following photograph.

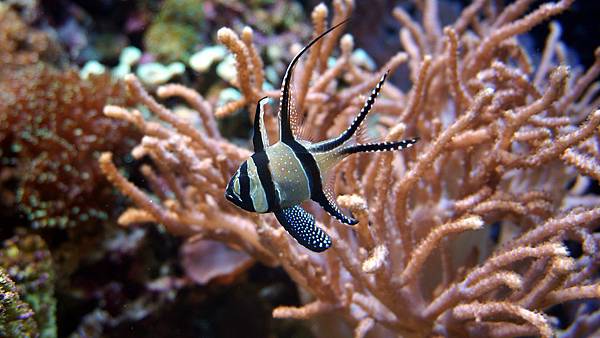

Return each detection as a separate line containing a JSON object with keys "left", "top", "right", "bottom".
{"left": 100, "top": 0, "right": 600, "bottom": 336}
{"left": 0, "top": 64, "right": 139, "bottom": 228}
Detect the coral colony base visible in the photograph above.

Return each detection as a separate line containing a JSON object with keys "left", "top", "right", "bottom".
{"left": 99, "top": 0, "right": 600, "bottom": 337}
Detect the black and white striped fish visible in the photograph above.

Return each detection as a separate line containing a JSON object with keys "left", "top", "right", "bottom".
{"left": 225, "top": 21, "right": 418, "bottom": 252}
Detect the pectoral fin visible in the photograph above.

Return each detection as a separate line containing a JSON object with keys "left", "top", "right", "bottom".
{"left": 274, "top": 206, "right": 332, "bottom": 252}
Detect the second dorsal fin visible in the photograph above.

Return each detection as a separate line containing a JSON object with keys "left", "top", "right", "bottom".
{"left": 341, "top": 138, "right": 419, "bottom": 154}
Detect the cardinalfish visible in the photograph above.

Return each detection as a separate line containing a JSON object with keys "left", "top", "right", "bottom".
{"left": 225, "top": 20, "right": 418, "bottom": 252}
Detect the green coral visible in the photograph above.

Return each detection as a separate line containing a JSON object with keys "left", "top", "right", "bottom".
{"left": 155, "top": 0, "right": 204, "bottom": 25}
{"left": 250, "top": 1, "right": 304, "bottom": 35}
{"left": 0, "top": 267, "right": 38, "bottom": 338}
{"left": 0, "top": 234, "right": 56, "bottom": 338}
{"left": 144, "top": 22, "right": 198, "bottom": 62}
{"left": 143, "top": 0, "right": 204, "bottom": 62}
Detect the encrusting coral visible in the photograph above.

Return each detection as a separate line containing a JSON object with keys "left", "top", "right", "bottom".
{"left": 100, "top": 0, "right": 600, "bottom": 337}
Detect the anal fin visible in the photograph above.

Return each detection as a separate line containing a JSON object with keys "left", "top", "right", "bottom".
{"left": 274, "top": 206, "right": 332, "bottom": 252}
{"left": 313, "top": 189, "right": 358, "bottom": 226}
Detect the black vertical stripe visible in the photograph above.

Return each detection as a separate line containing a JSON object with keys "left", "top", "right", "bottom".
{"left": 283, "top": 141, "right": 318, "bottom": 195}
{"left": 239, "top": 162, "right": 255, "bottom": 212}
{"left": 251, "top": 152, "right": 279, "bottom": 212}
{"left": 283, "top": 140, "right": 357, "bottom": 225}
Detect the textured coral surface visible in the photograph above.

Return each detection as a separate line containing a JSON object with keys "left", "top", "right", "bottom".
{"left": 0, "top": 65, "right": 139, "bottom": 228}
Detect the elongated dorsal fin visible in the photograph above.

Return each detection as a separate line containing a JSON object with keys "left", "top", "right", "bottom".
{"left": 312, "top": 70, "right": 389, "bottom": 152}
{"left": 288, "top": 81, "right": 304, "bottom": 139}
{"left": 274, "top": 206, "right": 332, "bottom": 252}
{"left": 279, "top": 19, "right": 350, "bottom": 143}
{"left": 253, "top": 96, "right": 270, "bottom": 152}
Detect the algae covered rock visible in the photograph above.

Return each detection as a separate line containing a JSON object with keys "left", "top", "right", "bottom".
{"left": 0, "top": 267, "right": 38, "bottom": 338}
{"left": 0, "top": 234, "right": 56, "bottom": 338}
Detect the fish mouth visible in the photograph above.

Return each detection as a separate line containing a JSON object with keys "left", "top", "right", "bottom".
{"left": 225, "top": 192, "right": 248, "bottom": 211}
{"left": 224, "top": 184, "right": 240, "bottom": 205}
{"left": 225, "top": 192, "right": 235, "bottom": 203}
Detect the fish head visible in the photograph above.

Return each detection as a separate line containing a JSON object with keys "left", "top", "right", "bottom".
{"left": 225, "top": 160, "right": 256, "bottom": 212}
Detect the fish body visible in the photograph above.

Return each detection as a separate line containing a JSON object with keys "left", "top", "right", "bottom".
{"left": 225, "top": 21, "right": 418, "bottom": 252}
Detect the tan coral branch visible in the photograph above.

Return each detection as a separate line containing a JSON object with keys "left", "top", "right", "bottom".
{"left": 273, "top": 300, "right": 337, "bottom": 319}
{"left": 400, "top": 216, "right": 483, "bottom": 285}
{"left": 453, "top": 301, "right": 553, "bottom": 338}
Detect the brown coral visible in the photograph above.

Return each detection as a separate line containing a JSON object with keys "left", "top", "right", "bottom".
{"left": 0, "top": 3, "right": 59, "bottom": 66}
{"left": 100, "top": 0, "right": 600, "bottom": 337}
{"left": 0, "top": 64, "right": 139, "bottom": 228}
